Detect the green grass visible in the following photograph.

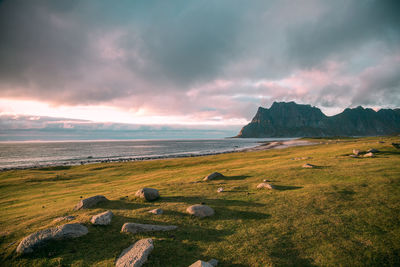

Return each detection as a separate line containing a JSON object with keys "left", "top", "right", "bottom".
{"left": 1, "top": 137, "right": 400, "bottom": 266}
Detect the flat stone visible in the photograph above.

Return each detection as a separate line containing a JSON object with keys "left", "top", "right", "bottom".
{"left": 53, "top": 216, "right": 75, "bottom": 222}
{"left": 135, "top": 188, "right": 159, "bottom": 201}
{"left": 90, "top": 210, "right": 113, "bottom": 225}
{"left": 16, "top": 223, "right": 88, "bottom": 254}
{"left": 186, "top": 204, "right": 214, "bottom": 218}
{"left": 74, "top": 195, "right": 108, "bottom": 210}
{"left": 148, "top": 208, "right": 163, "bottom": 215}
{"left": 115, "top": 238, "right": 154, "bottom": 267}
{"left": 257, "top": 183, "right": 275, "bottom": 189}
{"left": 302, "top": 163, "right": 315, "bottom": 168}
{"left": 363, "top": 152, "right": 374, "bottom": 157}
{"left": 121, "top": 223, "right": 177, "bottom": 234}
{"left": 189, "top": 260, "right": 214, "bottom": 267}
{"left": 203, "top": 172, "right": 224, "bottom": 181}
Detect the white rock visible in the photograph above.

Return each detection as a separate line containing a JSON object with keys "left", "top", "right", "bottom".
{"left": 90, "top": 210, "right": 113, "bottom": 225}
{"left": 186, "top": 204, "right": 214, "bottom": 218}
{"left": 16, "top": 223, "right": 88, "bottom": 254}
{"left": 256, "top": 183, "right": 275, "bottom": 189}
{"left": 135, "top": 188, "right": 159, "bottom": 201}
{"left": 115, "top": 238, "right": 154, "bottom": 267}
{"left": 217, "top": 187, "right": 224, "bottom": 193}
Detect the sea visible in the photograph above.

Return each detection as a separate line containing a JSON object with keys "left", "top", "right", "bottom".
{"left": 0, "top": 138, "right": 292, "bottom": 170}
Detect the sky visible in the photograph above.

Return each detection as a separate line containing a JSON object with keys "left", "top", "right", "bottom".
{"left": 0, "top": 0, "right": 399, "bottom": 139}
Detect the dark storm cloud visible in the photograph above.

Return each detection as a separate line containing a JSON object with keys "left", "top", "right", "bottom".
{"left": 0, "top": 0, "right": 399, "bottom": 120}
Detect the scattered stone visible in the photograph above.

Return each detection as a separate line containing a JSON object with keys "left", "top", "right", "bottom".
{"left": 203, "top": 172, "right": 224, "bottom": 181}
{"left": 257, "top": 183, "right": 275, "bottom": 189}
{"left": 148, "top": 208, "right": 163, "bottom": 215}
{"left": 53, "top": 216, "right": 76, "bottom": 222}
{"left": 135, "top": 188, "right": 160, "bottom": 201}
{"left": 352, "top": 149, "right": 360, "bottom": 156}
{"left": 74, "top": 195, "right": 108, "bottom": 210}
{"left": 367, "top": 148, "right": 379, "bottom": 153}
{"left": 189, "top": 260, "right": 214, "bottom": 267}
{"left": 217, "top": 187, "right": 224, "bottom": 193}
{"left": 363, "top": 152, "right": 374, "bottom": 157}
{"left": 16, "top": 223, "right": 88, "bottom": 254}
{"left": 263, "top": 179, "right": 271, "bottom": 182}
{"left": 378, "top": 141, "right": 385, "bottom": 144}
{"left": 302, "top": 163, "right": 315, "bottom": 168}
{"left": 90, "top": 210, "right": 113, "bottom": 225}
{"left": 349, "top": 155, "right": 358, "bottom": 158}
{"left": 121, "top": 223, "right": 177, "bottom": 234}
{"left": 186, "top": 204, "right": 214, "bottom": 218}
{"left": 115, "top": 238, "right": 154, "bottom": 267}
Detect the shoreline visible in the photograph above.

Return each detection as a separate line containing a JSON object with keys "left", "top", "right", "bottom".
{"left": 0, "top": 139, "right": 317, "bottom": 172}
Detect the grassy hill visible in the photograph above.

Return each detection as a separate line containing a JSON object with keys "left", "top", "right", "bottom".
{"left": 1, "top": 137, "right": 399, "bottom": 266}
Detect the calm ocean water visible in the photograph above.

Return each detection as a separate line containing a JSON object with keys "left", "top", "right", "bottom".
{"left": 0, "top": 138, "right": 291, "bottom": 169}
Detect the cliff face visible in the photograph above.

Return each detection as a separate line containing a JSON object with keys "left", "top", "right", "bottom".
{"left": 237, "top": 102, "right": 400, "bottom": 137}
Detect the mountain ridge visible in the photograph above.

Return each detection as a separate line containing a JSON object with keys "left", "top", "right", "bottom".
{"left": 237, "top": 102, "right": 400, "bottom": 137}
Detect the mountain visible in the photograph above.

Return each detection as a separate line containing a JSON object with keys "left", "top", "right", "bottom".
{"left": 237, "top": 102, "right": 400, "bottom": 137}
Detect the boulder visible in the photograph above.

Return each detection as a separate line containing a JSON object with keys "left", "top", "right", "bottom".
{"left": 16, "top": 223, "right": 88, "bottom": 254}
{"left": 257, "top": 183, "right": 275, "bottom": 189}
{"left": 203, "top": 172, "right": 224, "bottom": 181}
{"left": 186, "top": 204, "right": 214, "bottom": 218}
{"left": 121, "top": 223, "right": 177, "bottom": 234}
{"left": 135, "top": 188, "right": 159, "bottom": 201}
{"left": 363, "top": 152, "right": 374, "bottom": 157}
{"left": 53, "top": 216, "right": 75, "bottom": 222}
{"left": 148, "top": 208, "right": 163, "bottom": 215}
{"left": 90, "top": 210, "right": 113, "bottom": 225}
{"left": 115, "top": 238, "right": 154, "bottom": 267}
{"left": 353, "top": 149, "right": 360, "bottom": 156}
{"left": 74, "top": 195, "right": 108, "bottom": 210}
{"left": 302, "top": 163, "right": 315, "bottom": 168}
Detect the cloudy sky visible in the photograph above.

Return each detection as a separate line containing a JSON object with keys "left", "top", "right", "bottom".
{"left": 0, "top": 0, "right": 399, "bottom": 135}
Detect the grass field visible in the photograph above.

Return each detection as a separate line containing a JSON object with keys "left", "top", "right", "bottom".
{"left": 1, "top": 137, "right": 400, "bottom": 266}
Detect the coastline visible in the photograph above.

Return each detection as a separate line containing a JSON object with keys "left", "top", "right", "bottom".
{"left": 0, "top": 139, "right": 317, "bottom": 172}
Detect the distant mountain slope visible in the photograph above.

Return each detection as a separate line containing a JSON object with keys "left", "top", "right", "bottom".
{"left": 237, "top": 102, "right": 400, "bottom": 137}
